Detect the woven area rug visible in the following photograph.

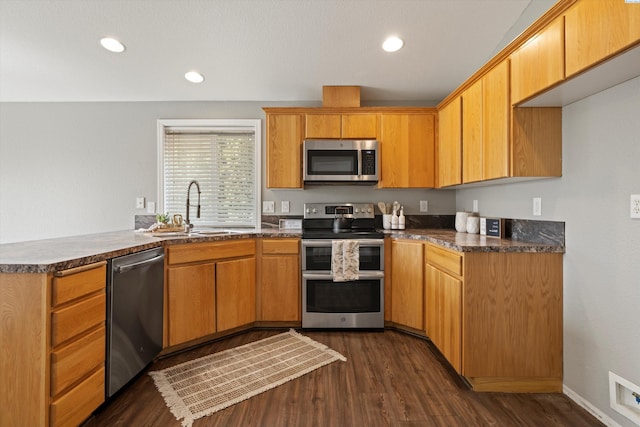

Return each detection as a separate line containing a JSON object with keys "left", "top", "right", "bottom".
{"left": 149, "top": 329, "right": 346, "bottom": 427}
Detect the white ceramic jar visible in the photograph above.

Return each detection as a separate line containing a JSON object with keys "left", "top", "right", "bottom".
{"left": 455, "top": 211, "right": 469, "bottom": 232}
{"left": 466, "top": 215, "right": 480, "bottom": 234}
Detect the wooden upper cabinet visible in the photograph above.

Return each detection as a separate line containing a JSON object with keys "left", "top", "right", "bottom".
{"left": 265, "top": 112, "right": 303, "bottom": 188}
{"left": 565, "top": 0, "right": 640, "bottom": 78}
{"left": 482, "top": 60, "right": 510, "bottom": 181}
{"left": 462, "top": 80, "right": 483, "bottom": 184}
{"left": 341, "top": 113, "right": 377, "bottom": 138}
{"left": 305, "top": 114, "right": 341, "bottom": 138}
{"left": 305, "top": 113, "right": 377, "bottom": 139}
{"left": 511, "top": 107, "right": 562, "bottom": 177}
{"left": 510, "top": 16, "right": 565, "bottom": 105}
{"left": 437, "top": 97, "right": 462, "bottom": 187}
{"left": 449, "top": 61, "right": 510, "bottom": 185}
{"left": 379, "top": 112, "right": 435, "bottom": 188}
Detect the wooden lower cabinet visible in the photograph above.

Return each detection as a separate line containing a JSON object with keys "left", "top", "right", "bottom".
{"left": 50, "top": 262, "right": 107, "bottom": 427}
{"left": 425, "top": 263, "right": 462, "bottom": 374}
{"left": 258, "top": 238, "right": 300, "bottom": 322}
{"left": 390, "top": 239, "right": 424, "bottom": 331}
{"left": 423, "top": 242, "right": 563, "bottom": 392}
{"left": 167, "top": 262, "right": 216, "bottom": 346}
{"left": 217, "top": 257, "right": 256, "bottom": 331}
{"left": 165, "top": 239, "right": 256, "bottom": 348}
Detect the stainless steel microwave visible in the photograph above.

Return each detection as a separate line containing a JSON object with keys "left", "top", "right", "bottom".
{"left": 303, "top": 139, "right": 379, "bottom": 184}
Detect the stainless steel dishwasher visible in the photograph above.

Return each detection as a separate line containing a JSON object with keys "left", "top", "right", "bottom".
{"left": 107, "top": 247, "right": 164, "bottom": 397}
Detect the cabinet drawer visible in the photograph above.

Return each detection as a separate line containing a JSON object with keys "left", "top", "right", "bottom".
{"left": 262, "top": 238, "right": 299, "bottom": 255}
{"left": 50, "top": 366, "right": 105, "bottom": 427}
{"left": 51, "top": 292, "right": 106, "bottom": 347}
{"left": 51, "top": 326, "right": 105, "bottom": 397}
{"left": 167, "top": 239, "right": 256, "bottom": 265}
{"left": 52, "top": 263, "right": 106, "bottom": 307}
{"left": 426, "top": 244, "right": 463, "bottom": 277}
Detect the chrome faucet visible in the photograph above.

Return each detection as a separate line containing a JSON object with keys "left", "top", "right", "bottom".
{"left": 185, "top": 180, "right": 201, "bottom": 229}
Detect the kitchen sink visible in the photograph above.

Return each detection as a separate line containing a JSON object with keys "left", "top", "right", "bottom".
{"left": 190, "top": 229, "right": 242, "bottom": 236}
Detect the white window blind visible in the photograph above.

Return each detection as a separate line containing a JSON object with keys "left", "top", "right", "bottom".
{"left": 158, "top": 120, "right": 261, "bottom": 228}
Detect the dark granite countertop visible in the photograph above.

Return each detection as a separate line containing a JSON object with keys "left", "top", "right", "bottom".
{"left": 0, "top": 228, "right": 301, "bottom": 273}
{"left": 0, "top": 227, "right": 563, "bottom": 274}
{"left": 384, "top": 228, "right": 565, "bottom": 253}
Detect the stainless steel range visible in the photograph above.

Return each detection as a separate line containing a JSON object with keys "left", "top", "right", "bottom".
{"left": 301, "top": 202, "right": 384, "bottom": 329}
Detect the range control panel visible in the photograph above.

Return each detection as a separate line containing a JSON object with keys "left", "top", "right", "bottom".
{"left": 303, "top": 203, "right": 375, "bottom": 219}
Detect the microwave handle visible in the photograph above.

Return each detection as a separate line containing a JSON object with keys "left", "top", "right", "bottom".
{"left": 357, "top": 148, "right": 363, "bottom": 176}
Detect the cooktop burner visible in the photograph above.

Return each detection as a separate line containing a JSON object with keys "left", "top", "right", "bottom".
{"left": 301, "top": 202, "right": 383, "bottom": 239}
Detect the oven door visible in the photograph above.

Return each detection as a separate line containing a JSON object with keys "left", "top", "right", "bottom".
{"left": 302, "top": 239, "right": 384, "bottom": 271}
{"left": 302, "top": 272, "right": 384, "bottom": 329}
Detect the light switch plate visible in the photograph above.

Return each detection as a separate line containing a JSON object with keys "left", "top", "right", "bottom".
{"left": 631, "top": 195, "right": 640, "bottom": 218}
{"left": 262, "top": 201, "right": 275, "bottom": 213}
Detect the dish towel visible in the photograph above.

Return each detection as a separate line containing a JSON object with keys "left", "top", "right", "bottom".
{"left": 332, "top": 240, "right": 359, "bottom": 282}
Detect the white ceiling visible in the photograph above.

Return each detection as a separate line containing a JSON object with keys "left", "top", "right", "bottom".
{"left": 0, "top": 0, "right": 556, "bottom": 104}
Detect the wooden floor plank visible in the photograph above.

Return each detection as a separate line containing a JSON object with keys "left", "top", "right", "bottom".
{"left": 85, "top": 329, "right": 604, "bottom": 427}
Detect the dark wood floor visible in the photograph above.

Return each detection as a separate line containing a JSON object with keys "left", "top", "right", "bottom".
{"left": 85, "top": 329, "right": 603, "bottom": 427}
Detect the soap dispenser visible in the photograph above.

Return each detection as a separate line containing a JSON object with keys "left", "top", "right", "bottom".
{"left": 398, "top": 206, "right": 405, "bottom": 230}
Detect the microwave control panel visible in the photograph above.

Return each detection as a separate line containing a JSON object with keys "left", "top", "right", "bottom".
{"left": 362, "top": 150, "right": 376, "bottom": 175}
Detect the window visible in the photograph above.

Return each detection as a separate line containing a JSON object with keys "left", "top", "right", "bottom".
{"left": 157, "top": 119, "right": 261, "bottom": 228}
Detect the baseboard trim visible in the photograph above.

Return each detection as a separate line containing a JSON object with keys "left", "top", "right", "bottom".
{"left": 563, "top": 384, "right": 622, "bottom": 427}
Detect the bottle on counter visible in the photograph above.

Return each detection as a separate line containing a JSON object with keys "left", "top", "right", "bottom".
{"left": 391, "top": 208, "right": 399, "bottom": 229}
{"left": 398, "top": 206, "right": 405, "bottom": 230}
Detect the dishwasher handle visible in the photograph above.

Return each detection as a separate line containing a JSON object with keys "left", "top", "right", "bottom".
{"left": 115, "top": 254, "right": 164, "bottom": 273}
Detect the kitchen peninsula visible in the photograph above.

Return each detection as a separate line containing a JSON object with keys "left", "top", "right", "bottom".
{"left": 0, "top": 227, "right": 564, "bottom": 426}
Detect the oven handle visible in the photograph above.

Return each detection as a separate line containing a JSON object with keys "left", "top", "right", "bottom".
{"left": 302, "top": 271, "right": 385, "bottom": 280}
{"left": 301, "top": 239, "right": 384, "bottom": 248}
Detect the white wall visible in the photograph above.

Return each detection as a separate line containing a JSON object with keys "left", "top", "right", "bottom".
{"left": 457, "top": 76, "right": 640, "bottom": 427}
{"left": 0, "top": 101, "right": 454, "bottom": 243}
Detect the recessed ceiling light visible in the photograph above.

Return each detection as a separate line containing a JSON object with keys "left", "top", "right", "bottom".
{"left": 382, "top": 36, "right": 404, "bottom": 53}
{"left": 100, "top": 37, "right": 125, "bottom": 53}
{"left": 184, "top": 71, "right": 205, "bottom": 83}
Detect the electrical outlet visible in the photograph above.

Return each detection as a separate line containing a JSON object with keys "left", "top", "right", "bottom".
{"left": 136, "top": 197, "right": 145, "bottom": 209}
{"left": 146, "top": 201, "right": 156, "bottom": 214}
{"left": 420, "top": 200, "right": 429, "bottom": 212}
{"left": 533, "top": 197, "right": 542, "bottom": 216}
{"left": 281, "top": 201, "right": 290, "bottom": 213}
{"left": 631, "top": 195, "right": 640, "bottom": 218}
{"left": 472, "top": 200, "right": 478, "bottom": 213}
{"left": 262, "top": 201, "right": 275, "bottom": 213}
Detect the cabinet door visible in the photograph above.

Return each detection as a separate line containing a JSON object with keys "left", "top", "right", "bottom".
{"left": 391, "top": 240, "right": 424, "bottom": 330}
{"left": 462, "top": 80, "right": 483, "bottom": 183}
{"left": 260, "top": 254, "right": 300, "bottom": 321}
{"left": 565, "top": 0, "right": 640, "bottom": 78}
{"left": 482, "top": 61, "right": 510, "bottom": 180}
{"left": 510, "top": 16, "right": 564, "bottom": 104}
{"left": 217, "top": 257, "right": 256, "bottom": 331}
{"left": 437, "top": 97, "right": 462, "bottom": 187}
{"left": 341, "top": 114, "right": 378, "bottom": 138}
{"left": 439, "top": 270, "right": 462, "bottom": 374}
{"left": 167, "top": 263, "right": 216, "bottom": 346}
{"left": 266, "top": 113, "right": 303, "bottom": 188}
{"left": 425, "top": 265, "right": 462, "bottom": 374}
{"left": 305, "top": 114, "right": 341, "bottom": 138}
{"left": 380, "top": 113, "right": 435, "bottom": 188}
